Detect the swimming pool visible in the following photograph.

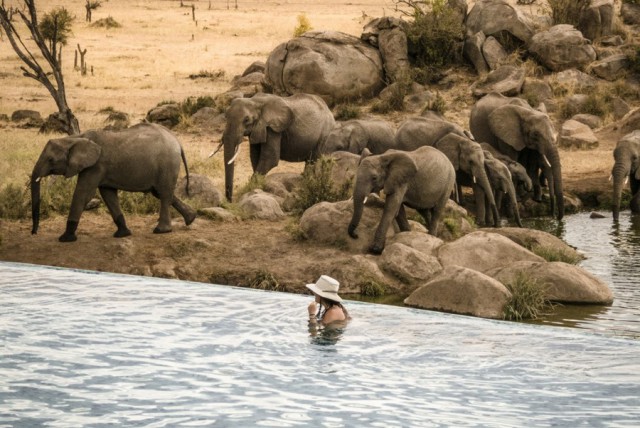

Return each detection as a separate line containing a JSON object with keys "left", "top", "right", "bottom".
{"left": 1, "top": 262, "right": 639, "bottom": 427}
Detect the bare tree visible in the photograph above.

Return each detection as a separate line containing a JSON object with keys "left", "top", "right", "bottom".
{"left": 0, "top": 0, "right": 80, "bottom": 135}
{"left": 85, "top": 0, "right": 102, "bottom": 23}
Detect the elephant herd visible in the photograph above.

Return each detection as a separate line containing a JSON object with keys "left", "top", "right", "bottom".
{"left": 29, "top": 91, "right": 639, "bottom": 250}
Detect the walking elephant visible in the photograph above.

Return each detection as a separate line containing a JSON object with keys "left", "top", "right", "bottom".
{"left": 31, "top": 123, "right": 196, "bottom": 242}
{"left": 612, "top": 130, "right": 640, "bottom": 221}
{"left": 214, "top": 92, "right": 335, "bottom": 201}
{"left": 482, "top": 150, "right": 523, "bottom": 227}
{"left": 433, "top": 133, "right": 500, "bottom": 227}
{"left": 394, "top": 116, "right": 468, "bottom": 152}
{"left": 317, "top": 119, "right": 396, "bottom": 155}
{"left": 469, "top": 92, "right": 564, "bottom": 220}
{"left": 348, "top": 146, "right": 456, "bottom": 254}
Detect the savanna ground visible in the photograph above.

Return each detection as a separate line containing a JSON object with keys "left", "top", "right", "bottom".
{"left": 0, "top": 0, "right": 636, "bottom": 298}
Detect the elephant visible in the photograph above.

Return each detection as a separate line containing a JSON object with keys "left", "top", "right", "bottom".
{"left": 480, "top": 142, "right": 533, "bottom": 199}
{"left": 348, "top": 146, "right": 456, "bottom": 254}
{"left": 469, "top": 92, "right": 564, "bottom": 220}
{"left": 215, "top": 92, "right": 335, "bottom": 201}
{"left": 482, "top": 150, "right": 523, "bottom": 227}
{"left": 432, "top": 133, "right": 500, "bottom": 227}
{"left": 394, "top": 116, "right": 468, "bottom": 152}
{"left": 317, "top": 119, "right": 396, "bottom": 155}
{"left": 30, "top": 122, "right": 196, "bottom": 242}
{"left": 612, "top": 130, "right": 640, "bottom": 222}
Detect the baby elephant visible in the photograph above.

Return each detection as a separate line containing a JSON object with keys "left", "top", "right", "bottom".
{"left": 31, "top": 123, "right": 196, "bottom": 242}
{"left": 348, "top": 146, "right": 456, "bottom": 254}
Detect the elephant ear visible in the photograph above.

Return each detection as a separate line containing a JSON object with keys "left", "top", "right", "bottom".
{"left": 358, "top": 148, "right": 372, "bottom": 165}
{"left": 348, "top": 124, "right": 367, "bottom": 153}
{"left": 250, "top": 97, "right": 293, "bottom": 144}
{"left": 488, "top": 104, "right": 527, "bottom": 151}
{"left": 434, "top": 133, "right": 463, "bottom": 170}
{"left": 381, "top": 151, "right": 417, "bottom": 195}
{"left": 65, "top": 137, "right": 102, "bottom": 177}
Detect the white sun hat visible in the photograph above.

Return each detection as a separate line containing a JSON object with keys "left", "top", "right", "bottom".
{"left": 305, "top": 275, "right": 342, "bottom": 303}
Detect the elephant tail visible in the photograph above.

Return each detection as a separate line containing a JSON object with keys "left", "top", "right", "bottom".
{"left": 181, "top": 146, "right": 191, "bottom": 197}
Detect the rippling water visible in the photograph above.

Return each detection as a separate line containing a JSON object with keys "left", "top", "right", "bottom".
{"left": 523, "top": 211, "right": 640, "bottom": 339}
{"left": 2, "top": 262, "right": 640, "bottom": 427}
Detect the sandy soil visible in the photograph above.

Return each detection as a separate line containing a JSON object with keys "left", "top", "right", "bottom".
{"left": 0, "top": 0, "right": 635, "bottom": 297}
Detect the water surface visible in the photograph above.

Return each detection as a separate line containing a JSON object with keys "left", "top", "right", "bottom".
{"left": 1, "top": 262, "right": 639, "bottom": 427}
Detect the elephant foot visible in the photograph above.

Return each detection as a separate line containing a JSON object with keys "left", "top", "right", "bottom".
{"left": 59, "top": 233, "right": 77, "bottom": 242}
{"left": 368, "top": 244, "right": 384, "bottom": 255}
{"left": 114, "top": 228, "right": 132, "bottom": 238}
{"left": 348, "top": 224, "right": 359, "bottom": 239}
{"left": 184, "top": 210, "right": 197, "bottom": 226}
{"left": 153, "top": 226, "right": 172, "bottom": 234}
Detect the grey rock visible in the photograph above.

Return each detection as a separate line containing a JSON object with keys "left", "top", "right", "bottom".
{"left": 571, "top": 114, "right": 603, "bottom": 130}
{"left": 380, "top": 243, "right": 443, "bottom": 285}
{"left": 387, "top": 231, "right": 444, "bottom": 257}
{"left": 238, "top": 189, "right": 285, "bottom": 220}
{"left": 621, "top": 3, "right": 640, "bottom": 25}
{"left": 404, "top": 265, "right": 511, "bottom": 319}
{"left": 578, "top": 0, "right": 614, "bottom": 42}
{"left": 464, "top": 31, "right": 490, "bottom": 75}
{"left": 145, "top": 103, "right": 180, "bottom": 128}
{"left": 177, "top": 173, "right": 222, "bottom": 207}
{"left": 472, "top": 65, "right": 525, "bottom": 98}
{"left": 529, "top": 25, "right": 597, "bottom": 72}
{"left": 558, "top": 119, "right": 599, "bottom": 150}
{"left": 242, "top": 61, "right": 266, "bottom": 76}
{"left": 466, "top": 0, "right": 534, "bottom": 43}
{"left": 482, "top": 36, "right": 508, "bottom": 70}
{"left": 589, "top": 53, "right": 629, "bottom": 81}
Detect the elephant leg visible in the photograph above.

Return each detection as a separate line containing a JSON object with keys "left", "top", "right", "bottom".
{"left": 60, "top": 174, "right": 100, "bottom": 242}
{"left": 250, "top": 144, "right": 261, "bottom": 172}
{"left": 99, "top": 187, "right": 131, "bottom": 238}
{"left": 495, "top": 191, "right": 505, "bottom": 216}
{"left": 172, "top": 195, "right": 197, "bottom": 225}
{"left": 417, "top": 208, "right": 434, "bottom": 235}
{"left": 426, "top": 192, "right": 450, "bottom": 237}
{"left": 630, "top": 178, "right": 640, "bottom": 213}
{"left": 151, "top": 188, "right": 173, "bottom": 234}
{"left": 473, "top": 183, "right": 487, "bottom": 226}
{"left": 395, "top": 205, "right": 411, "bottom": 232}
{"left": 255, "top": 131, "right": 281, "bottom": 175}
{"left": 370, "top": 193, "right": 404, "bottom": 254}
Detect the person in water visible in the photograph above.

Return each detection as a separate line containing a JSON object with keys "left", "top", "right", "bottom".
{"left": 306, "top": 275, "right": 350, "bottom": 325}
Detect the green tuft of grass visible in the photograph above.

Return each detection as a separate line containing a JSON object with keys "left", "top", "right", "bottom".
{"left": 531, "top": 245, "right": 583, "bottom": 264}
{"left": 0, "top": 183, "right": 29, "bottom": 220}
{"left": 249, "top": 270, "right": 282, "bottom": 291}
{"left": 285, "top": 218, "right": 306, "bottom": 241}
{"left": 91, "top": 16, "right": 121, "bottom": 29}
{"left": 291, "top": 156, "right": 352, "bottom": 215}
{"left": 293, "top": 13, "right": 313, "bottom": 37}
{"left": 333, "top": 103, "right": 361, "bottom": 121}
{"left": 503, "top": 272, "right": 553, "bottom": 321}
{"left": 359, "top": 277, "right": 388, "bottom": 297}
{"left": 236, "top": 174, "right": 266, "bottom": 199}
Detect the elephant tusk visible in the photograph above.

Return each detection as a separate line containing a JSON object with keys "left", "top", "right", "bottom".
{"left": 208, "top": 141, "right": 224, "bottom": 158}
{"left": 363, "top": 196, "right": 368, "bottom": 204}
{"left": 227, "top": 147, "right": 240, "bottom": 165}
{"left": 34, "top": 177, "right": 41, "bottom": 183}
{"left": 609, "top": 174, "right": 613, "bottom": 182}
{"left": 543, "top": 155, "right": 552, "bottom": 168}
{"left": 625, "top": 176, "right": 629, "bottom": 185}
{"left": 473, "top": 175, "right": 476, "bottom": 184}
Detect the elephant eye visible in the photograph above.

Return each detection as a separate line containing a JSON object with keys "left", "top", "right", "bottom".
{"left": 243, "top": 117, "right": 252, "bottom": 126}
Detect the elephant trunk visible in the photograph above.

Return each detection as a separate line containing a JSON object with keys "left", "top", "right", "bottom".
{"left": 348, "top": 181, "right": 369, "bottom": 239}
{"left": 475, "top": 166, "right": 500, "bottom": 227}
{"left": 545, "top": 146, "right": 564, "bottom": 220}
{"left": 507, "top": 184, "right": 523, "bottom": 227}
{"left": 612, "top": 158, "right": 631, "bottom": 222}
{"left": 30, "top": 157, "right": 49, "bottom": 235}
{"left": 222, "top": 127, "right": 242, "bottom": 202}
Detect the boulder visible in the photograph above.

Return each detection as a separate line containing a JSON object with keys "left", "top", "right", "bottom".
{"left": 11, "top": 109, "right": 43, "bottom": 128}
{"left": 521, "top": 78, "right": 553, "bottom": 104}
{"left": 404, "top": 265, "right": 511, "bottom": 319}
{"left": 379, "top": 243, "right": 443, "bottom": 285}
{"left": 386, "top": 231, "right": 444, "bottom": 257}
{"left": 39, "top": 112, "right": 71, "bottom": 134}
{"left": 487, "top": 261, "right": 614, "bottom": 304}
{"left": 263, "top": 173, "right": 302, "bottom": 200}
{"left": 558, "top": 119, "right": 599, "bottom": 150}
{"left": 464, "top": 31, "right": 490, "bottom": 75}
{"left": 177, "top": 173, "right": 222, "bottom": 207}
{"left": 230, "top": 71, "right": 265, "bottom": 97}
{"left": 619, "top": 108, "right": 640, "bottom": 135}
{"left": 466, "top": 0, "right": 534, "bottom": 44}
{"left": 482, "top": 227, "right": 583, "bottom": 263}
{"left": 361, "top": 17, "right": 409, "bottom": 82}
{"left": 612, "top": 97, "right": 631, "bottom": 121}
{"left": 552, "top": 69, "right": 599, "bottom": 90}
{"left": 299, "top": 200, "right": 389, "bottom": 253}
{"left": 314, "top": 151, "right": 359, "bottom": 196}
{"left": 528, "top": 25, "right": 597, "bottom": 72}
{"left": 577, "top": 0, "right": 614, "bottom": 42}
{"left": 472, "top": 65, "right": 525, "bottom": 97}
{"left": 482, "top": 36, "right": 508, "bottom": 70}
{"left": 213, "top": 90, "right": 244, "bottom": 112}
{"left": 238, "top": 189, "right": 285, "bottom": 220}
{"left": 437, "top": 230, "right": 545, "bottom": 273}
{"left": 571, "top": 114, "right": 603, "bottom": 130}
{"left": 589, "top": 53, "right": 629, "bottom": 81}
{"left": 242, "top": 61, "right": 266, "bottom": 76}
{"left": 265, "top": 30, "right": 385, "bottom": 106}
{"left": 146, "top": 103, "right": 180, "bottom": 128}
{"left": 191, "top": 107, "right": 225, "bottom": 132}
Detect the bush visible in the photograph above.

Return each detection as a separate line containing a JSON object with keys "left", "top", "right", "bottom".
{"left": 545, "top": 0, "right": 590, "bottom": 26}
{"left": 403, "top": 0, "right": 465, "bottom": 71}
{"left": 0, "top": 183, "right": 29, "bottom": 220}
{"left": 333, "top": 103, "right": 361, "bottom": 121}
{"left": 179, "top": 95, "right": 216, "bottom": 117}
{"left": 119, "top": 191, "right": 159, "bottom": 215}
{"left": 291, "top": 156, "right": 352, "bottom": 214}
{"left": 531, "top": 245, "right": 583, "bottom": 264}
{"left": 293, "top": 13, "right": 312, "bottom": 37}
{"left": 359, "top": 277, "right": 389, "bottom": 297}
{"left": 90, "top": 16, "right": 121, "bottom": 29}
{"left": 503, "top": 272, "right": 553, "bottom": 321}
{"left": 236, "top": 174, "right": 266, "bottom": 199}
{"left": 249, "top": 270, "right": 282, "bottom": 291}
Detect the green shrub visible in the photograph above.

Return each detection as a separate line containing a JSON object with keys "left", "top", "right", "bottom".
{"left": 0, "top": 183, "right": 29, "bottom": 220}
{"left": 403, "top": 0, "right": 465, "bottom": 70}
{"left": 293, "top": 13, "right": 313, "bottom": 37}
{"left": 291, "top": 156, "right": 352, "bottom": 214}
{"left": 370, "top": 76, "right": 412, "bottom": 113}
{"left": 333, "top": 103, "right": 361, "bottom": 121}
{"left": 179, "top": 95, "right": 216, "bottom": 117}
{"left": 503, "top": 272, "right": 553, "bottom": 321}
{"left": 545, "top": 0, "right": 590, "bottom": 26}
{"left": 249, "top": 270, "right": 282, "bottom": 291}
{"left": 90, "top": 16, "right": 121, "bottom": 29}
{"left": 40, "top": 7, "right": 74, "bottom": 46}
{"left": 359, "top": 277, "right": 389, "bottom": 297}
{"left": 531, "top": 245, "right": 583, "bottom": 264}
{"left": 236, "top": 173, "right": 266, "bottom": 199}
{"left": 119, "top": 191, "right": 159, "bottom": 215}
